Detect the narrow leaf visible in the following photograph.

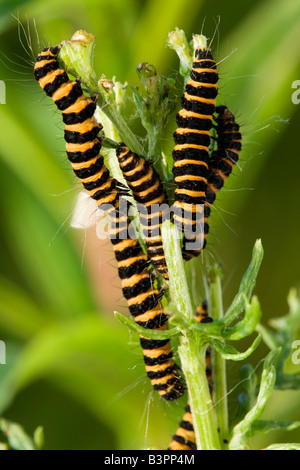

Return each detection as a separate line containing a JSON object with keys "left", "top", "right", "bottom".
{"left": 224, "top": 240, "right": 264, "bottom": 326}
{"left": 114, "top": 311, "right": 181, "bottom": 340}
{"left": 264, "top": 443, "right": 300, "bottom": 450}
{"left": 223, "top": 295, "right": 262, "bottom": 340}
{"left": 210, "top": 334, "right": 261, "bottom": 362}
{"left": 0, "top": 419, "right": 37, "bottom": 451}
{"left": 229, "top": 349, "right": 280, "bottom": 449}
{"left": 251, "top": 419, "right": 300, "bottom": 436}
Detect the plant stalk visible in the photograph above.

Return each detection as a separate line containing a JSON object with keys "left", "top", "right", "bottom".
{"left": 148, "top": 128, "right": 165, "bottom": 180}
{"left": 178, "top": 334, "right": 221, "bottom": 450}
{"left": 161, "top": 221, "right": 193, "bottom": 320}
{"left": 162, "top": 221, "right": 221, "bottom": 450}
{"left": 58, "top": 33, "right": 144, "bottom": 156}
{"left": 208, "top": 266, "right": 229, "bottom": 449}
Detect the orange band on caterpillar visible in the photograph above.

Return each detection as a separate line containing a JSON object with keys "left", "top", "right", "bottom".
{"left": 168, "top": 301, "right": 213, "bottom": 450}
{"left": 172, "top": 48, "right": 219, "bottom": 260}
{"left": 116, "top": 143, "right": 169, "bottom": 280}
{"left": 34, "top": 45, "right": 183, "bottom": 401}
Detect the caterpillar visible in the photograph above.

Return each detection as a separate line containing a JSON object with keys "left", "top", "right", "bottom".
{"left": 168, "top": 404, "right": 196, "bottom": 451}
{"left": 172, "top": 47, "right": 219, "bottom": 261}
{"left": 195, "top": 300, "right": 213, "bottom": 325}
{"left": 34, "top": 45, "right": 183, "bottom": 400}
{"left": 168, "top": 300, "right": 212, "bottom": 450}
{"left": 202, "top": 105, "right": 242, "bottom": 237}
{"left": 206, "top": 105, "right": 242, "bottom": 209}
{"left": 116, "top": 143, "right": 169, "bottom": 280}
{"left": 168, "top": 106, "right": 242, "bottom": 445}
{"left": 34, "top": 46, "right": 118, "bottom": 212}
{"left": 109, "top": 204, "right": 183, "bottom": 400}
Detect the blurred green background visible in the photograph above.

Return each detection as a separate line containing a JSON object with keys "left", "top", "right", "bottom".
{"left": 0, "top": 0, "right": 300, "bottom": 450}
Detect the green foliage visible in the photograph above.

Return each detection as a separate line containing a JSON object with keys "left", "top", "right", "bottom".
{"left": 230, "top": 349, "right": 281, "bottom": 449}
{"left": 257, "top": 289, "right": 300, "bottom": 390}
{"left": 0, "top": 418, "right": 43, "bottom": 450}
{"left": 0, "top": 0, "right": 300, "bottom": 450}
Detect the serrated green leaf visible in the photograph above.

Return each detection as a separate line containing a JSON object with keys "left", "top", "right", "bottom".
{"left": 259, "top": 289, "right": 300, "bottom": 356}
{"left": 223, "top": 295, "right": 262, "bottom": 340}
{"left": 210, "top": 334, "right": 261, "bottom": 362}
{"left": 0, "top": 419, "right": 37, "bottom": 451}
{"left": 114, "top": 311, "right": 181, "bottom": 340}
{"left": 251, "top": 419, "right": 300, "bottom": 436}
{"left": 257, "top": 289, "right": 300, "bottom": 389}
{"left": 264, "top": 443, "right": 300, "bottom": 450}
{"left": 224, "top": 240, "right": 264, "bottom": 326}
{"left": 229, "top": 349, "right": 281, "bottom": 449}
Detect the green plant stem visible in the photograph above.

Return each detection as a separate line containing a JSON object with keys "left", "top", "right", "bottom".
{"left": 223, "top": 239, "right": 264, "bottom": 326}
{"left": 114, "top": 311, "right": 181, "bottom": 339}
{"left": 179, "top": 334, "right": 221, "bottom": 450}
{"left": 58, "top": 37, "right": 144, "bottom": 156}
{"left": 161, "top": 221, "right": 193, "bottom": 319}
{"left": 162, "top": 221, "right": 221, "bottom": 450}
{"left": 208, "top": 266, "right": 229, "bottom": 448}
{"left": 98, "top": 100, "right": 144, "bottom": 155}
{"left": 148, "top": 128, "right": 164, "bottom": 179}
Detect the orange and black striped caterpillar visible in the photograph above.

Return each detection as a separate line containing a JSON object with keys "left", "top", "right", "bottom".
{"left": 168, "top": 106, "right": 243, "bottom": 442}
{"left": 110, "top": 204, "right": 183, "bottom": 400}
{"left": 202, "top": 105, "right": 242, "bottom": 237}
{"left": 34, "top": 45, "right": 184, "bottom": 401}
{"left": 172, "top": 48, "right": 219, "bottom": 261}
{"left": 116, "top": 143, "right": 169, "bottom": 280}
{"left": 168, "top": 301, "right": 213, "bottom": 450}
{"left": 168, "top": 404, "right": 196, "bottom": 451}
{"left": 206, "top": 105, "right": 242, "bottom": 207}
{"left": 34, "top": 46, "right": 118, "bottom": 211}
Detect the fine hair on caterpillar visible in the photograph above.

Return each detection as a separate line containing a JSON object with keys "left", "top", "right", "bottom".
{"left": 29, "top": 24, "right": 279, "bottom": 452}
{"left": 2, "top": 16, "right": 46, "bottom": 92}
{"left": 14, "top": 15, "right": 42, "bottom": 63}
{"left": 165, "top": 34, "right": 245, "bottom": 259}
{"left": 34, "top": 43, "right": 186, "bottom": 401}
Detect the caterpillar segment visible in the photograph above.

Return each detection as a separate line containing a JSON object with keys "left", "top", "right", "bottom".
{"left": 172, "top": 48, "right": 219, "bottom": 260}
{"left": 206, "top": 105, "right": 242, "bottom": 208}
{"left": 34, "top": 46, "right": 118, "bottom": 210}
{"left": 116, "top": 143, "right": 169, "bottom": 280}
{"left": 34, "top": 45, "right": 183, "bottom": 400}
{"left": 184, "top": 107, "right": 241, "bottom": 265}
{"left": 109, "top": 206, "right": 184, "bottom": 401}
{"left": 168, "top": 404, "right": 196, "bottom": 451}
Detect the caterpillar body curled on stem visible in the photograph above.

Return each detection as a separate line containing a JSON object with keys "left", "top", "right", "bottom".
{"left": 116, "top": 143, "right": 169, "bottom": 280}
{"left": 34, "top": 46, "right": 183, "bottom": 400}
{"left": 109, "top": 204, "right": 184, "bottom": 401}
{"left": 34, "top": 46, "right": 118, "bottom": 210}
{"left": 206, "top": 105, "right": 242, "bottom": 209}
{"left": 168, "top": 300, "right": 213, "bottom": 450}
{"left": 172, "top": 48, "right": 219, "bottom": 261}
{"left": 168, "top": 404, "right": 196, "bottom": 451}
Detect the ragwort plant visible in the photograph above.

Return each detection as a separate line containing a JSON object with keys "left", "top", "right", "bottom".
{"left": 2, "top": 28, "right": 300, "bottom": 451}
